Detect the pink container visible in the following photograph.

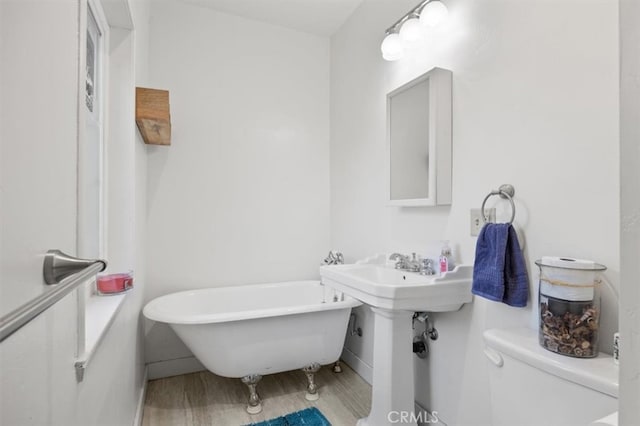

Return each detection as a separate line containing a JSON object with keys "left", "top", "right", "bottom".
{"left": 97, "top": 272, "right": 133, "bottom": 295}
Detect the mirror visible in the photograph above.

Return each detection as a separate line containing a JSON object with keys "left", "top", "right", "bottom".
{"left": 387, "top": 67, "right": 452, "bottom": 206}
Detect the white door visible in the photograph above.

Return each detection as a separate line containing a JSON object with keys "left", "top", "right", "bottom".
{"left": 0, "top": 0, "right": 81, "bottom": 317}
{"left": 0, "top": 1, "right": 85, "bottom": 423}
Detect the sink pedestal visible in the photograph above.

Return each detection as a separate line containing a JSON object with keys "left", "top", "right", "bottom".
{"left": 319, "top": 261, "right": 473, "bottom": 426}
{"left": 357, "top": 308, "right": 417, "bottom": 426}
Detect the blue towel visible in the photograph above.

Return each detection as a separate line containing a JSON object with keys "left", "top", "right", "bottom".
{"left": 472, "top": 223, "right": 529, "bottom": 307}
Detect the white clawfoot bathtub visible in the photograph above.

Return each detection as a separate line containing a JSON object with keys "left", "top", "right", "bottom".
{"left": 143, "top": 280, "right": 360, "bottom": 413}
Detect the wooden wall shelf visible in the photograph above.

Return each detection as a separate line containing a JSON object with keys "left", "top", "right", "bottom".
{"left": 135, "top": 87, "right": 171, "bottom": 145}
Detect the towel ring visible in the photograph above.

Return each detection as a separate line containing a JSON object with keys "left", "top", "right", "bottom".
{"left": 481, "top": 184, "right": 516, "bottom": 224}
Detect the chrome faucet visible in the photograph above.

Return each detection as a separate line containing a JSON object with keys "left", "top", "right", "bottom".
{"left": 389, "top": 253, "right": 421, "bottom": 272}
{"left": 406, "top": 253, "right": 422, "bottom": 272}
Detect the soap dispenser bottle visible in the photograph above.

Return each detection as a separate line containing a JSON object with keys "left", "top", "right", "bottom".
{"left": 439, "top": 241, "right": 453, "bottom": 274}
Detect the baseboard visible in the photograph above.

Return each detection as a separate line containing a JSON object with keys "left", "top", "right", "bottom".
{"left": 133, "top": 367, "right": 148, "bottom": 426}
{"left": 147, "top": 356, "right": 205, "bottom": 380}
{"left": 341, "top": 347, "right": 373, "bottom": 385}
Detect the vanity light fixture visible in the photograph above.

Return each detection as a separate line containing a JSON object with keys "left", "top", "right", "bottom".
{"left": 398, "top": 13, "right": 422, "bottom": 43}
{"left": 381, "top": 32, "right": 405, "bottom": 61}
{"left": 420, "top": 0, "right": 449, "bottom": 27}
{"left": 381, "top": 0, "right": 449, "bottom": 61}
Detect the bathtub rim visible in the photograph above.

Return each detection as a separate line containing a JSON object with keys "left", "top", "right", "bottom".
{"left": 143, "top": 280, "right": 362, "bottom": 325}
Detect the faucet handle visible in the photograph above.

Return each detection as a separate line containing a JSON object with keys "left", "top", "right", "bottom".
{"left": 419, "top": 258, "right": 435, "bottom": 276}
{"left": 322, "top": 251, "right": 344, "bottom": 265}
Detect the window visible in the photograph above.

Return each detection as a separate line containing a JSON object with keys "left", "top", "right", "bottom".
{"left": 79, "top": 5, "right": 105, "bottom": 261}
{"left": 75, "top": 1, "right": 129, "bottom": 382}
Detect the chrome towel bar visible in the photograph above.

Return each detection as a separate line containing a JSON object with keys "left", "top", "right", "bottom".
{"left": 481, "top": 184, "right": 516, "bottom": 224}
{"left": 43, "top": 249, "right": 106, "bottom": 285}
{"left": 0, "top": 250, "right": 107, "bottom": 343}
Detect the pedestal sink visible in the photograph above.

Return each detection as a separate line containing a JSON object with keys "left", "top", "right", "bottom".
{"left": 320, "top": 255, "right": 473, "bottom": 426}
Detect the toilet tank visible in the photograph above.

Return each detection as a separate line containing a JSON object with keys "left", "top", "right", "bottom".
{"left": 483, "top": 328, "right": 618, "bottom": 426}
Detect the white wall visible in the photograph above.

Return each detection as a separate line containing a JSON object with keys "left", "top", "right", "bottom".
{"left": 0, "top": 0, "right": 149, "bottom": 424}
{"left": 330, "top": 0, "right": 619, "bottom": 424}
{"left": 143, "top": 0, "right": 331, "bottom": 373}
{"left": 131, "top": 0, "right": 152, "bottom": 423}
{"left": 619, "top": 0, "right": 640, "bottom": 422}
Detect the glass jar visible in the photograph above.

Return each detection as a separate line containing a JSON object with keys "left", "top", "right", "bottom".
{"left": 536, "top": 258, "right": 606, "bottom": 358}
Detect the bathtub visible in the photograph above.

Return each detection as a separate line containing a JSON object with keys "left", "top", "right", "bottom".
{"left": 143, "top": 280, "right": 361, "bottom": 379}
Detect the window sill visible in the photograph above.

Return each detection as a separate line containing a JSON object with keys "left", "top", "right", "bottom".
{"left": 75, "top": 291, "right": 129, "bottom": 381}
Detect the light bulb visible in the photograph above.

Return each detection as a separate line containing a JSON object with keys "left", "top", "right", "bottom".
{"left": 420, "top": 0, "right": 449, "bottom": 28}
{"left": 381, "top": 33, "right": 404, "bottom": 61}
{"left": 399, "top": 17, "right": 422, "bottom": 43}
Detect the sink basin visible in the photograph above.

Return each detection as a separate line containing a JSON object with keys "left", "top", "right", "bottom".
{"left": 320, "top": 255, "right": 473, "bottom": 426}
{"left": 320, "top": 262, "right": 473, "bottom": 312}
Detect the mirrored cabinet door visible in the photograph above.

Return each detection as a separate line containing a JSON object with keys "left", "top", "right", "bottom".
{"left": 387, "top": 67, "right": 452, "bottom": 206}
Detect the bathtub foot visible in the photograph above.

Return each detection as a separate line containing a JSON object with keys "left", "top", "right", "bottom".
{"left": 332, "top": 361, "right": 342, "bottom": 373}
{"left": 241, "top": 374, "right": 263, "bottom": 414}
{"left": 302, "top": 362, "right": 321, "bottom": 401}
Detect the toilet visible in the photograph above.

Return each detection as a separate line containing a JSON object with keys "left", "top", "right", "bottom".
{"left": 483, "top": 328, "right": 618, "bottom": 426}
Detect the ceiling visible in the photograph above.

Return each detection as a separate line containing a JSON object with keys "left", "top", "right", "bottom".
{"left": 177, "top": 0, "right": 364, "bottom": 36}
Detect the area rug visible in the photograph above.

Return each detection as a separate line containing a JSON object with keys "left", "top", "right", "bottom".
{"left": 246, "top": 407, "right": 331, "bottom": 426}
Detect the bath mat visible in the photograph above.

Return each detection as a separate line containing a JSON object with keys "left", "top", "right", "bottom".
{"left": 246, "top": 407, "right": 331, "bottom": 426}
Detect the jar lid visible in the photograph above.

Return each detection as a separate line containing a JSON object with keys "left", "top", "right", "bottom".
{"left": 535, "top": 256, "right": 606, "bottom": 271}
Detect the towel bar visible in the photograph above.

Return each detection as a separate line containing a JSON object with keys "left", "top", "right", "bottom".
{"left": 481, "top": 184, "right": 516, "bottom": 224}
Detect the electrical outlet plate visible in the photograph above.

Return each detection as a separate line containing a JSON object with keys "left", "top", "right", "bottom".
{"left": 470, "top": 208, "right": 496, "bottom": 236}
